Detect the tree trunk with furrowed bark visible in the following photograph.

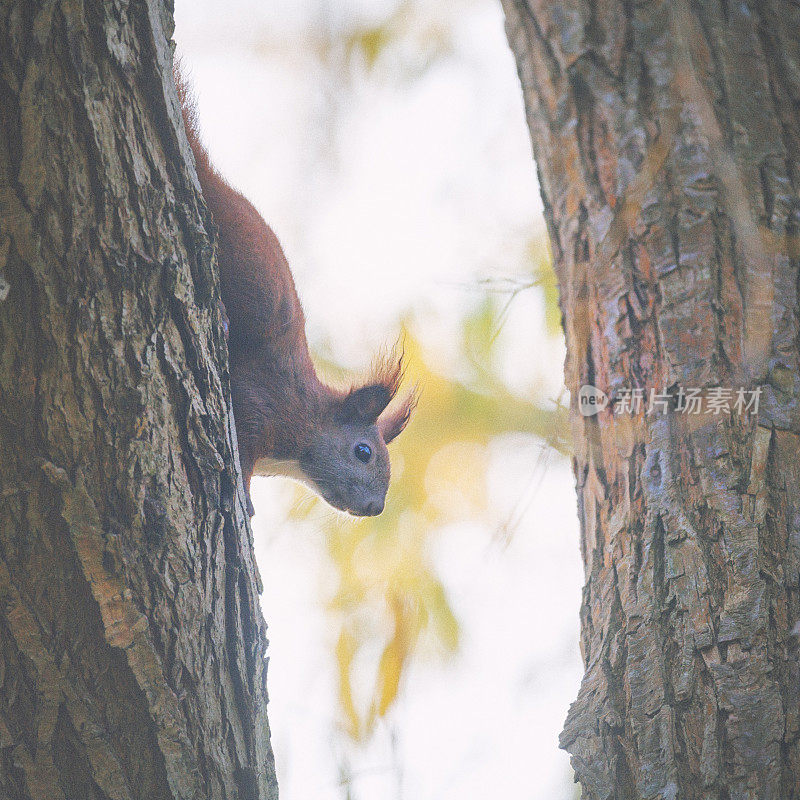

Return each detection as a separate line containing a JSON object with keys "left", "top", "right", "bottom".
{"left": 501, "top": 1, "right": 800, "bottom": 798}
{"left": 0, "top": 2, "right": 277, "bottom": 798}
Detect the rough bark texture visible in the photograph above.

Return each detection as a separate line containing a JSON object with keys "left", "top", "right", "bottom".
{"left": 501, "top": 1, "right": 800, "bottom": 798}
{"left": 0, "top": 1, "right": 277, "bottom": 798}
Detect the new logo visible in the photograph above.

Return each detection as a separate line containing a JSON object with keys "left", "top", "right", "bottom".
{"left": 578, "top": 385, "right": 609, "bottom": 417}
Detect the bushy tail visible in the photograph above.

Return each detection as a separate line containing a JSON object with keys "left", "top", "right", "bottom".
{"left": 173, "top": 58, "right": 210, "bottom": 174}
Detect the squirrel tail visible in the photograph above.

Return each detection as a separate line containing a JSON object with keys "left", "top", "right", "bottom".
{"left": 173, "top": 58, "right": 211, "bottom": 174}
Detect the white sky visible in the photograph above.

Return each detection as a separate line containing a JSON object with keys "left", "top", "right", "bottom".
{"left": 174, "top": 1, "right": 583, "bottom": 797}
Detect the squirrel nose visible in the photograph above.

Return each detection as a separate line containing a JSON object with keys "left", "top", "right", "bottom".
{"left": 365, "top": 499, "right": 384, "bottom": 516}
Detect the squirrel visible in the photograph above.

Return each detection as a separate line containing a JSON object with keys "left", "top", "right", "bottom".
{"left": 175, "top": 67, "right": 416, "bottom": 518}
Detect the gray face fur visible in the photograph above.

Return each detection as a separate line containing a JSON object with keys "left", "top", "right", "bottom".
{"left": 300, "top": 421, "right": 391, "bottom": 516}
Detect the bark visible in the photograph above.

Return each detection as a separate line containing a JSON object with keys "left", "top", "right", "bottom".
{"left": 501, "top": 1, "right": 800, "bottom": 798}
{"left": 0, "top": 2, "right": 277, "bottom": 799}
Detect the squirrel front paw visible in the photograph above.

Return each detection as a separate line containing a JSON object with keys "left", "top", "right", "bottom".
{"left": 245, "top": 490, "right": 255, "bottom": 517}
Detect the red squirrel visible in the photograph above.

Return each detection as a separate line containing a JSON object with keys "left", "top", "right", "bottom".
{"left": 175, "top": 68, "right": 415, "bottom": 517}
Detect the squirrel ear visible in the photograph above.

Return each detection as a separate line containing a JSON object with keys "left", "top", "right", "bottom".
{"left": 339, "top": 384, "right": 392, "bottom": 424}
{"left": 378, "top": 388, "right": 418, "bottom": 443}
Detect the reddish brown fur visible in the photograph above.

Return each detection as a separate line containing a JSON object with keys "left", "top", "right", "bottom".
{"left": 174, "top": 67, "right": 415, "bottom": 510}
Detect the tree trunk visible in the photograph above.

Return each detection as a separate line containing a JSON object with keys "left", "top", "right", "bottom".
{"left": 501, "top": 1, "right": 800, "bottom": 798}
{"left": 0, "top": 2, "right": 277, "bottom": 799}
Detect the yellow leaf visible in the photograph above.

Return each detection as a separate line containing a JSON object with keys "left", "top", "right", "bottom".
{"left": 335, "top": 628, "right": 361, "bottom": 741}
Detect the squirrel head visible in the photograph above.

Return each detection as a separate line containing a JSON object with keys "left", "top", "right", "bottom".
{"left": 299, "top": 353, "right": 417, "bottom": 516}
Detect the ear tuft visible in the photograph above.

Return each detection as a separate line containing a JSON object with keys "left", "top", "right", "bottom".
{"left": 378, "top": 385, "right": 419, "bottom": 443}
{"left": 337, "top": 345, "right": 407, "bottom": 425}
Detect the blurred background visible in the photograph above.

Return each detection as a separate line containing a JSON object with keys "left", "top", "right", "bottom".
{"left": 174, "top": 1, "right": 583, "bottom": 797}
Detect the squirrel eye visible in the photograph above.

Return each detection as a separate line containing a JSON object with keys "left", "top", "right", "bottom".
{"left": 354, "top": 443, "right": 372, "bottom": 463}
